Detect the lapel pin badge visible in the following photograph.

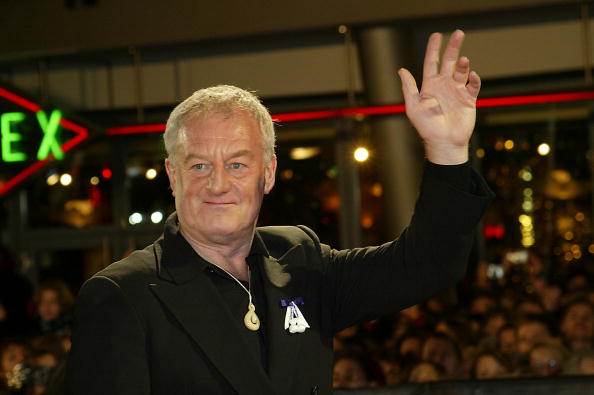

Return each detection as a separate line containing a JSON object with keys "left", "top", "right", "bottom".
{"left": 280, "top": 297, "right": 310, "bottom": 333}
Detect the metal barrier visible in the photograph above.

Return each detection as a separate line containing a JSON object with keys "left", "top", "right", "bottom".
{"left": 335, "top": 375, "right": 594, "bottom": 395}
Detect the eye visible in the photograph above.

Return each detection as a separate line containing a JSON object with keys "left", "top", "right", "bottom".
{"left": 192, "top": 163, "right": 208, "bottom": 170}
{"left": 229, "top": 162, "right": 245, "bottom": 170}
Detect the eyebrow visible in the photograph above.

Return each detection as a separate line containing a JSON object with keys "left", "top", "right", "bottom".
{"left": 183, "top": 150, "right": 254, "bottom": 164}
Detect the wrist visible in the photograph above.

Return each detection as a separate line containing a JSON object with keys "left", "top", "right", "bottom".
{"left": 425, "top": 144, "right": 469, "bottom": 165}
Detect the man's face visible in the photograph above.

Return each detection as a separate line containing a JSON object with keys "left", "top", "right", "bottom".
{"left": 165, "top": 111, "right": 276, "bottom": 246}
{"left": 561, "top": 303, "right": 594, "bottom": 341}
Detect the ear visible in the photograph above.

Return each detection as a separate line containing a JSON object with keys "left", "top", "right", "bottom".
{"left": 164, "top": 158, "right": 177, "bottom": 196}
{"left": 263, "top": 154, "right": 277, "bottom": 194}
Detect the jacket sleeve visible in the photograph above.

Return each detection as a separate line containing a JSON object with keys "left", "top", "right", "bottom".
{"left": 309, "top": 162, "right": 494, "bottom": 333}
{"left": 65, "top": 276, "right": 150, "bottom": 395}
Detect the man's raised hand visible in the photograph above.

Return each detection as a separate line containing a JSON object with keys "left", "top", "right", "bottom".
{"left": 398, "top": 30, "right": 480, "bottom": 165}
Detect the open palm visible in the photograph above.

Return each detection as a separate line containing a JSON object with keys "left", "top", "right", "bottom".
{"left": 399, "top": 30, "right": 480, "bottom": 165}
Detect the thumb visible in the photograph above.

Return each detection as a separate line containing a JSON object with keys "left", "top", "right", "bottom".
{"left": 398, "top": 68, "right": 419, "bottom": 105}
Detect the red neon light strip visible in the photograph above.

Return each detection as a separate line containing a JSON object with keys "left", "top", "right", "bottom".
{"left": 60, "top": 119, "right": 89, "bottom": 153}
{"left": 0, "top": 87, "right": 41, "bottom": 112}
{"left": 107, "top": 123, "right": 167, "bottom": 135}
{"left": 105, "top": 91, "right": 594, "bottom": 135}
{"left": 0, "top": 159, "right": 51, "bottom": 196}
{"left": 477, "top": 91, "right": 594, "bottom": 108}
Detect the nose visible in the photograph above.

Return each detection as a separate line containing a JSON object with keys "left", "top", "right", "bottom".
{"left": 207, "top": 166, "right": 231, "bottom": 194}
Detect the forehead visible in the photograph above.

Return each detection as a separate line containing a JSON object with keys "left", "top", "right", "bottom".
{"left": 182, "top": 111, "right": 260, "bottom": 142}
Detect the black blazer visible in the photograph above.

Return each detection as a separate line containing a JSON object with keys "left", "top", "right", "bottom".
{"left": 65, "top": 164, "right": 493, "bottom": 395}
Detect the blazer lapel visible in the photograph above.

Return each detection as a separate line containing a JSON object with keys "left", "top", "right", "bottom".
{"left": 150, "top": 272, "right": 276, "bottom": 394}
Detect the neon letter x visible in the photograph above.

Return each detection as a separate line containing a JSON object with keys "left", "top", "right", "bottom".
{"left": 36, "top": 110, "right": 63, "bottom": 160}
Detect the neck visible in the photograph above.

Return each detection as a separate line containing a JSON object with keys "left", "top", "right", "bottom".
{"left": 180, "top": 227, "right": 252, "bottom": 281}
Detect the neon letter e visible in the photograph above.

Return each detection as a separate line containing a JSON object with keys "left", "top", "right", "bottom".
{"left": 1, "top": 112, "right": 27, "bottom": 162}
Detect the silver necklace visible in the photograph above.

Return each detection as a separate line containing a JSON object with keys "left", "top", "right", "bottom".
{"left": 214, "top": 265, "right": 260, "bottom": 331}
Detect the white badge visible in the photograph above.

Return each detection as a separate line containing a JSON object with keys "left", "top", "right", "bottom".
{"left": 284, "top": 301, "right": 310, "bottom": 333}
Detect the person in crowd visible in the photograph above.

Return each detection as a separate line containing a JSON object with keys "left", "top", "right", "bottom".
{"left": 560, "top": 299, "right": 594, "bottom": 352}
{"left": 527, "top": 340, "right": 568, "bottom": 377}
{"left": 471, "top": 351, "right": 514, "bottom": 379}
{"left": 496, "top": 324, "right": 519, "bottom": 364}
{"left": 0, "top": 338, "right": 30, "bottom": 392}
{"left": 421, "top": 333, "right": 466, "bottom": 379}
{"left": 516, "top": 316, "right": 553, "bottom": 357}
{"left": 564, "top": 349, "right": 594, "bottom": 375}
{"left": 66, "top": 29, "right": 492, "bottom": 394}
{"left": 407, "top": 361, "right": 444, "bottom": 383}
{"left": 332, "top": 353, "right": 384, "bottom": 389}
{"left": 31, "top": 280, "right": 74, "bottom": 337}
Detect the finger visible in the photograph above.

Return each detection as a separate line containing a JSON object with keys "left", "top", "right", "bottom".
{"left": 398, "top": 68, "right": 420, "bottom": 104}
{"left": 439, "top": 29, "right": 465, "bottom": 75}
{"left": 453, "top": 56, "right": 470, "bottom": 84}
{"left": 423, "top": 32, "right": 442, "bottom": 79}
{"left": 466, "top": 71, "right": 481, "bottom": 98}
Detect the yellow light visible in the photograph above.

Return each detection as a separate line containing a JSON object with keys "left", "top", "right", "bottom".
{"left": 519, "top": 215, "right": 532, "bottom": 226}
{"left": 281, "top": 169, "right": 294, "bottom": 180}
{"left": 145, "top": 168, "right": 157, "bottom": 180}
{"left": 475, "top": 148, "right": 485, "bottom": 158}
{"left": 60, "top": 173, "right": 72, "bottom": 186}
{"left": 371, "top": 183, "right": 383, "bottom": 198}
{"left": 574, "top": 251, "right": 583, "bottom": 259}
{"left": 589, "top": 244, "right": 594, "bottom": 254}
{"left": 522, "top": 237, "right": 535, "bottom": 247}
{"left": 537, "top": 143, "right": 551, "bottom": 156}
{"left": 90, "top": 176, "right": 100, "bottom": 185}
{"left": 571, "top": 244, "right": 581, "bottom": 254}
{"left": 519, "top": 169, "right": 533, "bottom": 182}
{"left": 46, "top": 174, "right": 60, "bottom": 186}
{"left": 494, "top": 140, "right": 504, "bottom": 151}
{"left": 522, "top": 201, "right": 534, "bottom": 212}
{"left": 523, "top": 188, "right": 533, "bottom": 197}
{"left": 564, "top": 231, "right": 574, "bottom": 241}
{"left": 361, "top": 214, "right": 374, "bottom": 229}
{"left": 504, "top": 140, "right": 515, "bottom": 150}
{"left": 290, "top": 147, "right": 321, "bottom": 160}
{"left": 354, "top": 147, "right": 369, "bottom": 162}
{"left": 564, "top": 252, "right": 573, "bottom": 261}
{"left": 576, "top": 212, "right": 585, "bottom": 222}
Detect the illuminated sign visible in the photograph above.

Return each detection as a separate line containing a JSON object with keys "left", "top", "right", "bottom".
{"left": 0, "top": 87, "right": 89, "bottom": 196}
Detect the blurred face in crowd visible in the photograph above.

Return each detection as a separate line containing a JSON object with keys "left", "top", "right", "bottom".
{"left": 529, "top": 346, "right": 563, "bottom": 376}
{"left": 498, "top": 327, "right": 517, "bottom": 357}
{"left": 165, "top": 111, "right": 276, "bottom": 247}
{"left": 580, "top": 356, "right": 594, "bottom": 374}
{"left": 38, "top": 289, "right": 61, "bottom": 321}
{"left": 474, "top": 354, "right": 508, "bottom": 379}
{"left": 400, "top": 336, "right": 422, "bottom": 359}
{"left": 333, "top": 357, "right": 369, "bottom": 389}
{"left": 471, "top": 296, "right": 495, "bottom": 316}
{"left": 0, "top": 343, "right": 26, "bottom": 377}
{"left": 517, "top": 321, "right": 550, "bottom": 355}
{"left": 409, "top": 362, "right": 440, "bottom": 383}
{"left": 422, "top": 337, "right": 459, "bottom": 376}
{"left": 561, "top": 303, "right": 594, "bottom": 346}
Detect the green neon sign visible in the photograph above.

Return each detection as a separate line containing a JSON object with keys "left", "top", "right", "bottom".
{"left": 0, "top": 109, "right": 63, "bottom": 163}
{"left": 1, "top": 112, "right": 27, "bottom": 162}
{"left": 36, "top": 110, "right": 63, "bottom": 160}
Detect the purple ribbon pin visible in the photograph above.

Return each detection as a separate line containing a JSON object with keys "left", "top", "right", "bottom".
{"left": 280, "top": 297, "right": 304, "bottom": 307}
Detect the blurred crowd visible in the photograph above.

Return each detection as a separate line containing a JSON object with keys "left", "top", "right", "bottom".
{"left": 0, "top": 247, "right": 71, "bottom": 395}
{"left": 3, "top": 245, "right": 594, "bottom": 393}
{"left": 333, "top": 249, "right": 594, "bottom": 389}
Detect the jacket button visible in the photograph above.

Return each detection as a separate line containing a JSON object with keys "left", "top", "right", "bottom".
{"left": 311, "top": 385, "right": 319, "bottom": 394}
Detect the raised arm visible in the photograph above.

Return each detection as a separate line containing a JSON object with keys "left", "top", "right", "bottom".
{"left": 398, "top": 29, "right": 480, "bottom": 165}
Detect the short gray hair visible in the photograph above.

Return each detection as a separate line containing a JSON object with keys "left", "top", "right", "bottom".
{"left": 164, "top": 85, "right": 276, "bottom": 165}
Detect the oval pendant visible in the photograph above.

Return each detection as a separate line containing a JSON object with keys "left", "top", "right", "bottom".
{"left": 244, "top": 303, "right": 260, "bottom": 331}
